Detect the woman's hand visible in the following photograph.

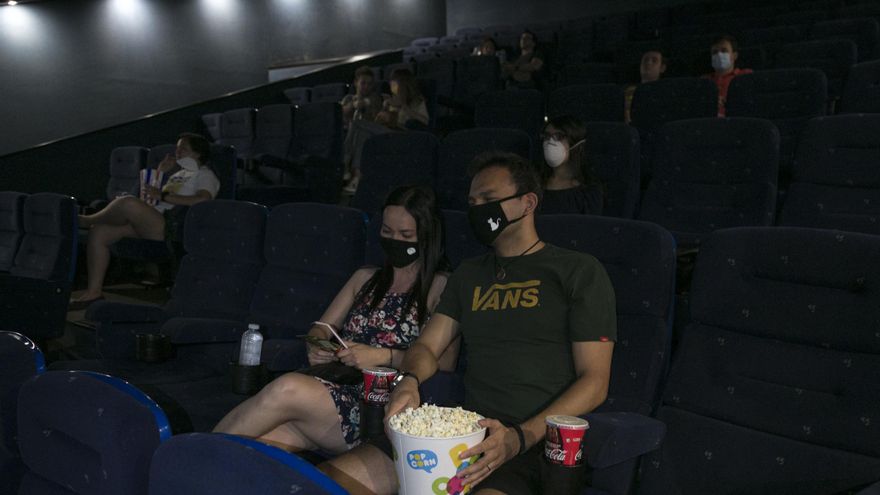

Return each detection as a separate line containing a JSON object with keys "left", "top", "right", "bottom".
{"left": 336, "top": 342, "right": 389, "bottom": 370}
{"left": 454, "top": 419, "right": 520, "bottom": 489}
{"left": 307, "top": 343, "right": 337, "bottom": 366}
{"left": 158, "top": 154, "right": 177, "bottom": 173}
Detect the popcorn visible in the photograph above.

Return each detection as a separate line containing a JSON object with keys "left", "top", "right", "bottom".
{"left": 388, "top": 404, "right": 483, "bottom": 438}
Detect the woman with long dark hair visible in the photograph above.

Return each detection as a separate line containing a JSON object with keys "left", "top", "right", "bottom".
{"left": 539, "top": 115, "right": 604, "bottom": 215}
{"left": 214, "top": 185, "right": 456, "bottom": 453}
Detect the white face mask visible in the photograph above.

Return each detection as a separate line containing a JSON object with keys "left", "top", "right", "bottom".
{"left": 177, "top": 156, "right": 200, "bottom": 172}
{"left": 543, "top": 138, "right": 584, "bottom": 168}
{"left": 711, "top": 52, "right": 733, "bottom": 72}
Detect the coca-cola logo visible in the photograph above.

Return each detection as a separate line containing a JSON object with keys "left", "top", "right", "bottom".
{"left": 545, "top": 447, "right": 567, "bottom": 462}
{"left": 367, "top": 391, "right": 389, "bottom": 403}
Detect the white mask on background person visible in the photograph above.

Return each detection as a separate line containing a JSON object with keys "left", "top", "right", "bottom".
{"left": 543, "top": 138, "right": 584, "bottom": 168}
{"left": 711, "top": 52, "right": 733, "bottom": 72}
{"left": 177, "top": 157, "right": 199, "bottom": 172}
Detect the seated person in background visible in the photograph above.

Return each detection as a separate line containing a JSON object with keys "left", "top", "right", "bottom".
{"left": 214, "top": 185, "right": 457, "bottom": 454}
{"left": 703, "top": 34, "right": 752, "bottom": 116}
{"left": 340, "top": 65, "right": 383, "bottom": 128}
{"left": 624, "top": 49, "right": 667, "bottom": 123}
{"left": 502, "top": 30, "right": 544, "bottom": 89}
{"left": 473, "top": 36, "right": 507, "bottom": 63}
{"left": 321, "top": 152, "right": 616, "bottom": 495}
{"left": 343, "top": 69, "right": 428, "bottom": 194}
{"left": 540, "top": 115, "right": 604, "bottom": 215}
{"left": 70, "top": 133, "right": 219, "bottom": 310}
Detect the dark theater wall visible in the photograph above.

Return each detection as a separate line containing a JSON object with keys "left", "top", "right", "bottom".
{"left": 0, "top": 0, "right": 445, "bottom": 156}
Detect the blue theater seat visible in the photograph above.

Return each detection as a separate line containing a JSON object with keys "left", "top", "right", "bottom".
{"left": 638, "top": 118, "right": 779, "bottom": 248}
{"left": 779, "top": 114, "right": 880, "bottom": 235}
{"left": 583, "top": 122, "right": 641, "bottom": 219}
{"left": 811, "top": 18, "right": 880, "bottom": 62}
{"left": 775, "top": 39, "right": 857, "bottom": 99}
{"left": 840, "top": 60, "right": 880, "bottom": 114}
{"left": 85, "top": 146, "right": 148, "bottom": 213}
{"left": 17, "top": 371, "right": 171, "bottom": 495}
{"left": 148, "top": 433, "right": 347, "bottom": 495}
{"left": 453, "top": 55, "right": 501, "bottom": 110}
{"left": 218, "top": 107, "right": 256, "bottom": 161}
{"left": 310, "top": 83, "right": 349, "bottom": 103}
{"left": 547, "top": 84, "right": 625, "bottom": 123}
{"left": 639, "top": 227, "right": 880, "bottom": 494}
{"left": 474, "top": 89, "right": 545, "bottom": 141}
{"left": 282, "top": 87, "right": 311, "bottom": 105}
{"left": 0, "top": 191, "right": 26, "bottom": 273}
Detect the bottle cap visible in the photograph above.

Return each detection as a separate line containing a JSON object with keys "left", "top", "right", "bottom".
{"left": 248, "top": 323, "right": 260, "bottom": 330}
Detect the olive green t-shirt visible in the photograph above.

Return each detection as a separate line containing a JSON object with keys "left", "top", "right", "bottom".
{"left": 435, "top": 243, "right": 617, "bottom": 424}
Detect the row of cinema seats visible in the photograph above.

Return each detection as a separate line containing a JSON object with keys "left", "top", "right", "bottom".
{"left": 0, "top": 192, "right": 77, "bottom": 343}
{"left": 5, "top": 217, "right": 879, "bottom": 493}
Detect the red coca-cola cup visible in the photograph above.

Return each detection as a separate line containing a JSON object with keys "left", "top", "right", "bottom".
{"left": 361, "top": 367, "right": 398, "bottom": 442}
{"left": 541, "top": 415, "right": 589, "bottom": 495}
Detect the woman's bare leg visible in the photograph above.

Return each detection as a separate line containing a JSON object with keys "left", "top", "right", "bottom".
{"left": 320, "top": 444, "right": 398, "bottom": 495}
{"left": 214, "top": 372, "right": 349, "bottom": 453}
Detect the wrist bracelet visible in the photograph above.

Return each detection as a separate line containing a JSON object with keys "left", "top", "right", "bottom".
{"left": 511, "top": 424, "right": 527, "bottom": 455}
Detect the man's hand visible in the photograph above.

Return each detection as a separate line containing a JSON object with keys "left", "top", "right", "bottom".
{"left": 455, "top": 419, "right": 519, "bottom": 488}
{"left": 384, "top": 376, "right": 420, "bottom": 422}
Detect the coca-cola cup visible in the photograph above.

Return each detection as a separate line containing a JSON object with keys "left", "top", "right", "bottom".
{"left": 360, "top": 366, "right": 397, "bottom": 442}
{"left": 540, "top": 415, "right": 589, "bottom": 495}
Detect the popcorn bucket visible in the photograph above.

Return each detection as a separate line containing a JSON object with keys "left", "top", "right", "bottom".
{"left": 139, "top": 169, "right": 165, "bottom": 206}
{"left": 387, "top": 407, "right": 487, "bottom": 495}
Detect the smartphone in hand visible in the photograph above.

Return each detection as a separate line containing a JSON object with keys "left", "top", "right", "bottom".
{"left": 312, "top": 321, "right": 349, "bottom": 349}
{"left": 300, "top": 335, "right": 341, "bottom": 353}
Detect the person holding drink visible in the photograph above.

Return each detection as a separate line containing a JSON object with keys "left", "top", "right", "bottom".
{"left": 321, "top": 153, "right": 616, "bottom": 495}
{"left": 214, "top": 185, "right": 457, "bottom": 454}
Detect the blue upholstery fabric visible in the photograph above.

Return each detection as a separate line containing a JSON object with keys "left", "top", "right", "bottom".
{"left": 547, "top": 84, "right": 625, "bottom": 123}
{"left": 474, "top": 89, "right": 545, "bottom": 140}
{"left": 583, "top": 412, "right": 665, "bottom": 470}
{"left": 638, "top": 118, "right": 779, "bottom": 247}
{"left": 436, "top": 128, "right": 531, "bottom": 211}
{"left": 775, "top": 39, "right": 857, "bottom": 98}
{"left": 282, "top": 87, "right": 311, "bottom": 105}
{"left": 250, "top": 203, "right": 366, "bottom": 340}
{"left": 12, "top": 193, "right": 77, "bottom": 281}
{"left": 17, "top": 371, "right": 170, "bottom": 495}
{"left": 209, "top": 143, "right": 237, "bottom": 200}
{"left": 0, "top": 332, "right": 44, "bottom": 459}
{"left": 417, "top": 58, "right": 456, "bottom": 104}
{"left": 740, "top": 26, "right": 803, "bottom": 48}
{"left": 200, "top": 113, "right": 222, "bottom": 141}
{"left": 0, "top": 191, "right": 25, "bottom": 272}
{"left": 558, "top": 63, "right": 620, "bottom": 86}
{"left": 251, "top": 103, "right": 294, "bottom": 164}
{"left": 219, "top": 108, "right": 256, "bottom": 160}
{"left": 630, "top": 78, "right": 718, "bottom": 185}
{"left": 310, "top": 82, "right": 348, "bottom": 103}
{"left": 146, "top": 143, "right": 176, "bottom": 170}
{"left": 289, "top": 102, "right": 344, "bottom": 203}
{"left": 454, "top": 55, "right": 501, "bottom": 108}
{"left": 351, "top": 131, "right": 439, "bottom": 215}
{"left": 441, "top": 209, "right": 487, "bottom": 269}
{"left": 638, "top": 227, "right": 880, "bottom": 494}
{"left": 840, "top": 60, "right": 880, "bottom": 114}
{"left": 811, "top": 18, "right": 880, "bottom": 62}
{"left": 780, "top": 114, "right": 880, "bottom": 235}
{"left": 148, "top": 433, "right": 347, "bottom": 495}
{"left": 726, "top": 69, "right": 827, "bottom": 178}
{"left": 583, "top": 122, "right": 640, "bottom": 219}
{"left": 105, "top": 146, "right": 147, "bottom": 202}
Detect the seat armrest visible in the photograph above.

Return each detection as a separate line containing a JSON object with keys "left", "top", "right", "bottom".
{"left": 582, "top": 412, "right": 666, "bottom": 469}
{"left": 261, "top": 339, "right": 308, "bottom": 372}
{"left": 161, "top": 317, "right": 247, "bottom": 345}
{"left": 86, "top": 300, "right": 166, "bottom": 323}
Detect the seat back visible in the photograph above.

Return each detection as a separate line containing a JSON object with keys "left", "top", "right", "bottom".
{"left": 11, "top": 193, "right": 77, "bottom": 281}
{"left": 351, "top": 132, "right": 439, "bottom": 215}
{"left": 219, "top": 108, "right": 256, "bottom": 160}
{"left": 454, "top": 55, "right": 501, "bottom": 107}
{"left": 440, "top": 209, "right": 487, "bottom": 269}
{"left": 106, "top": 147, "right": 148, "bottom": 201}
{"left": 474, "top": 89, "right": 545, "bottom": 141}
{"left": 775, "top": 39, "right": 857, "bottom": 98}
{"left": 283, "top": 87, "right": 311, "bottom": 105}
{"left": 0, "top": 191, "right": 26, "bottom": 272}
{"left": 17, "top": 371, "right": 170, "bottom": 495}
{"left": 639, "top": 227, "right": 880, "bottom": 494}
{"left": 249, "top": 203, "right": 365, "bottom": 338}
{"left": 839, "top": 60, "right": 880, "bottom": 114}
{"left": 537, "top": 215, "right": 676, "bottom": 416}
{"left": 200, "top": 113, "right": 222, "bottom": 141}
{"left": 638, "top": 118, "right": 779, "bottom": 247}
{"left": 547, "top": 84, "right": 625, "bottom": 123}
{"left": 310, "top": 83, "right": 349, "bottom": 103}
{"left": 811, "top": 18, "right": 880, "bottom": 62}
{"left": 0, "top": 331, "right": 44, "bottom": 456}
{"left": 558, "top": 63, "right": 620, "bottom": 86}
{"left": 779, "top": 114, "right": 880, "bottom": 235}
{"left": 417, "top": 58, "right": 456, "bottom": 102}
{"left": 289, "top": 101, "right": 343, "bottom": 164}
{"left": 164, "top": 200, "right": 267, "bottom": 321}
{"left": 208, "top": 144, "right": 237, "bottom": 200}
{"left": 583, "top": 122, "right": 641, "bottom": 219}
{"left": 436, "top": 128, "right": 531, "bottom": 211}
{"left": 146, "top": 143, "right": 177, "bottom": 170}
{"left": 251, "top": 104, "right": 294, "bottom": 161}
{"left": 148, "top": 433, "right": 347, "bottom": 495}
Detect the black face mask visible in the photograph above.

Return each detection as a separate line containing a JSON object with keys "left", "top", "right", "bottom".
{"left": 467, "top": 194, "right": 526, "bottom": 246}
{"left": 380, "top": 237, "right": 420, "bottom": 268}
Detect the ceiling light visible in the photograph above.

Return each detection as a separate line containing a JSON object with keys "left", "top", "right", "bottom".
{"left": 8, "top": 1, "right": 19, "bottom": 5}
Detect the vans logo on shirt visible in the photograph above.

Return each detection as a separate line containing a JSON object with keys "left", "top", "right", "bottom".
{"left": 472, "top": 281, "right": 541, "bottom": 311}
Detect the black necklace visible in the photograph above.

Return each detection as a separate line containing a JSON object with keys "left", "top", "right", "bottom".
{"left": 494, "top": 239, "right": 542, "bottom": 281}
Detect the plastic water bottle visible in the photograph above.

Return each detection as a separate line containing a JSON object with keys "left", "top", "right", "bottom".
{"left": 238, "top": 323, "right": 263, "bottom": 366}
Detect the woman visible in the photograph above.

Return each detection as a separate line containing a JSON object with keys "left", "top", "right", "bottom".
{"left": 70, "top": 133, "right": 220, "bottom": 309}
{"left": 214, "top": 185, "right": 456, "bottom": 453}
{"left": 540, "top": 115, "right": 604, "bottom": 215}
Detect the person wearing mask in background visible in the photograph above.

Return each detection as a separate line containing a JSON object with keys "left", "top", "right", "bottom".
{"left": 703, "top": 34, "right": 752, "bottom": 116}
{"left": 624, "top": 49, "right": 667, "bottom": 123}
{"left": 340, "top": 66, "right": 383, "bottom": 129}
{"left": 502, "top": 30, "right": 544, "bottom": 89}
{"left": 70, "top": 133, "right": 219, "bottom": 310}
{"left": 540, "top": 115, "right": 604, "bottom": 215}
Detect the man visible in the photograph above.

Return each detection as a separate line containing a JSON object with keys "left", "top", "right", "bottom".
{"left": 703, "top": 34, "right": 753, "bottom": 116}
{"left": 321, "top": 152, "right": 616, "bottom": 495}
{"left": 340, "top": 65, "right": 382, "bottom": 127}
{"left": 625, "top": 49, "right": 667, "bottom": 122}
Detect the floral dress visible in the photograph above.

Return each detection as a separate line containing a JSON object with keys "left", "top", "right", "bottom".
{"left": 316, "top": 288, "right": 421, "bottom": 449}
